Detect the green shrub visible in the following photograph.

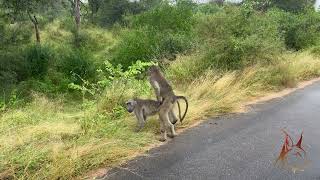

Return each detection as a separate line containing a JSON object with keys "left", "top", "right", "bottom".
{"left": 0, "top": 22, "right": 32, "bottom": 49}
{"left": 0, "top": 44, "right": 53, "bottom": 88}
{"left": 0, "top": 52, "right": 23, "bottom": 87}
{"left": 196, "top": 3, "right": 222, "bottom": 14}
{"left": 111, "top": 0, "right": 196, "bottom": 68}
{"left": 24, "top": 44, "right": 54, "bottom": 79}
{"left": 130, "top": 0, "right": 195, "bottom": 33}
{"left": 197, "top": 6, "right": 283, "bottom": 70}
{"left": 58, "top": 49, "right": 97, "bottom": 84}
{"left": 111, "top": 28, "right": 195, "bottom": 68}
{"left": 267, "top": 9, "right": 320, "bottom": 50}
{"left": 110, "top": 28, "right": 157, "bottom": 68}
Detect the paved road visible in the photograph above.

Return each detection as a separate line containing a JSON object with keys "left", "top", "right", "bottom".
{"left": 103, "top": 81, "right": 320, "bottom": 180}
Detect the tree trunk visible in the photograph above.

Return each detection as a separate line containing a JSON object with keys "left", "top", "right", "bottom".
{"left": 34, "top": 21, "right": 40, "bottom": 43}
{"left": 75, "top": 0, "right": 81, "bottom": 29}
{"left": 74, "top": 0, "right": 81, "bottom": 47}
{"left": 28, "top": 13, "right": 40, "bottom": 43}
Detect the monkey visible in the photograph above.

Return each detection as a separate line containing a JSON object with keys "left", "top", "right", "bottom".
{"left": 126, "top": 98, "right": 179, "bottom": 132}
{"left": 147, "top": 65, "right": 188, "bottom": 141}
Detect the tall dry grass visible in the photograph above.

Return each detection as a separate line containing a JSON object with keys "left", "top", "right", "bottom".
{"left": 170, "top": 51, "right": 320, "bottom": 127}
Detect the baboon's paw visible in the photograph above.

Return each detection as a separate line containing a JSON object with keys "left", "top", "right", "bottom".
{"left": 167, "top": 133, "right": 176, "bottom": 138}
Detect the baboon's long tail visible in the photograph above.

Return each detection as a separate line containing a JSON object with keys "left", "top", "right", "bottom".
{"left": 175, "top": 96, "right": 188, "bottom": 123}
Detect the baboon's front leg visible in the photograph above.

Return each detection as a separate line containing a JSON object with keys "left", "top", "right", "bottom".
{"left": 134, "top": 111, "right": 145, "bottom": 132}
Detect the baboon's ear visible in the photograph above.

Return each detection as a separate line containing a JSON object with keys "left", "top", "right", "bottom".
{"left": 127, "top": 99, "right": 136, "bottom": 106}
{"left": 132, "top": 100, "right": 137, "bottom": 106}
{"left": 148, "top": 65, "right": 159, "bottom": 73}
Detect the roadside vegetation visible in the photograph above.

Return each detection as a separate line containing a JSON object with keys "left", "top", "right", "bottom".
{"left": 1, "top": 0, "right": 320, "bottom": 179}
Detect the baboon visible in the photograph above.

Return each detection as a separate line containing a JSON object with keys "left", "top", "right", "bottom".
{"left": 147, "top": 65, "right": 188, "bottom": 141}
{"left": 126, "top": 98, "right": 179, "bottom": 132}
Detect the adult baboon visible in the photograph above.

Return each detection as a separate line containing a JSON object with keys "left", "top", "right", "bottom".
{"left": 126, "top": 98, "right": 179, "bottom": 132}
{"left": 147, "top": 65, "right": 188, "bottom": 141}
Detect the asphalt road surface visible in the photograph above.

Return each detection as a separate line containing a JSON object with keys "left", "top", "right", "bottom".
{"left": 102, "top": 81, "right": 320, "bottom": 180}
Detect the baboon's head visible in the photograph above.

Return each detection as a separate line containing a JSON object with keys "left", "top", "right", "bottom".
{"left": 147, "top": 65, "right": 160, "bottom": 76}
{"left": 126, "top": 99, "right": 137, "bottom": 113}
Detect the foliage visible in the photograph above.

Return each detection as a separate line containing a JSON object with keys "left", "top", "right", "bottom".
{"left": 24, "top": 44, "right": 53, "bottom": 78}
{"left": 111, "top": 0, "right": 196, "bottom": 68}
{"left": 130, "top": 0, "right": 196, "bottom": 33}
{"left": 57, "top": 49, "right": 97, "bottom": 84}
{"left": 0, "top": 44, "right": 53, "bottom": 93}
{"left": 267, "top": 9, "right": 320, "bottom": 50}
{"left": 196, "top": 6, "right": 283, "bottom": 70}
{"left": 244, "top": 0, "right": 315, "bottom": 12}
{"left": 196, "top": 2, "right": 223, "bottom": 14}
{"left": 270, "top": 0, "right": 315, "bottom": 12}
{"left": 68, "top": 60, "right": 155, "bottom": 99}
{"left": 96, "top": 0, "right": 147, "bottom": 27}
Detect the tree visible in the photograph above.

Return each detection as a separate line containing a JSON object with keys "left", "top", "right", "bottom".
{"left": 271, "top": 0, "right": 315, "bottom": 12}
{"left": 139, "top": 0, "right": 162, "bottom": 9}
{"left": 98, "top": 0, "right": 130, "bottom": 27}
{"left": 98, "top": 0, "right": 164, "bottom": 27}
{"left": 244, "top": 0, "right": 315, "bottom": 12}
{"left": 0, "top": 0, "right": 54, "bottom": 43}
{"left": 210, "top": 0, "right": 225, "bottom": 6}
{"left": 74, "top": 0, "right": 81, "bottom": 39}
{"left": 88, "top": 0, "right": 103, "bottom": 22}
{"left": 67, "top": 0, "right": 83, "bottom": 47}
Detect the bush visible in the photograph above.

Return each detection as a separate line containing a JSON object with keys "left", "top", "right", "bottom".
{"left": 0, "top": 51, "right": 23, "bottom": 87}
{"left": 0, "top": 44, "right": 53, "bottom": 89}
{"left": 57, "top": 49, "right": 97, "bottom": 84}
{"left": 110, "top": 28, "right": 157, "bottom": 67}
{"left": 268, "top": 9, "right": 320, "bottom": 50}
{"left": 195, "top": 3, "right": 222, "bottom": 15}
{"left": 97, "top": 0, "right": 145, "bottom": 27}
{"left": 24, "top": 44, "right": 54, "bottom": 79}
{"left": 130, "top": 0, "right": 195, "bottom": 33}
{"left": 111, "top": 28, "right": 194, "bottom": 68}
{"left": 196, "top": 6, "right": 284, "bottom": 70}
{"left": 0, "top": 22, "right": 32, "bottom": 49}
{"left": 111, "top": 0, "right": 196, "bottom": 68}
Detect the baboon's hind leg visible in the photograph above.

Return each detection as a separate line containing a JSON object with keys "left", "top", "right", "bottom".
{"left": 158, "top": 116, "right": 167, "bottom": 142}
{"left": 162, "top": 101, "right": 176, "bottom": 138}
{"left": 158, "top": 98, "right": 177, "bottom": 141}
{"left": 169, "top": 109, "right": 179, "bottom": 125}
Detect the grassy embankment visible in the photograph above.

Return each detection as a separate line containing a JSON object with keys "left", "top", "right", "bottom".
{"left": 1, "top": 50, "right": 320, "bottom": 179}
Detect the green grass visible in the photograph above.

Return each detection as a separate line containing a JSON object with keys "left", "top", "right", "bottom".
{"left": 1, "top": 51, "right": 320, "bottom": 179}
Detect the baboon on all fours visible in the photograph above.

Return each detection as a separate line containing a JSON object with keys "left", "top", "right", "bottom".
{"left": 147, "top": 65, "right": 188, "bottom": 142}
{"left": 126, "top": 98, "right": 179, "bottom": 132}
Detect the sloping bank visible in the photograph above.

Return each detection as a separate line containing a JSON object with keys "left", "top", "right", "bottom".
{"left": 1, "top": 52, "right": 320, "bottom": 179}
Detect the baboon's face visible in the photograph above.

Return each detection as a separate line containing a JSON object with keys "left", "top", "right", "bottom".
{"left": 126, "top": 100, "right": 136, "bottom": 113}
{"left": 147, "top": 65, "right": 159, "bottom": 76}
